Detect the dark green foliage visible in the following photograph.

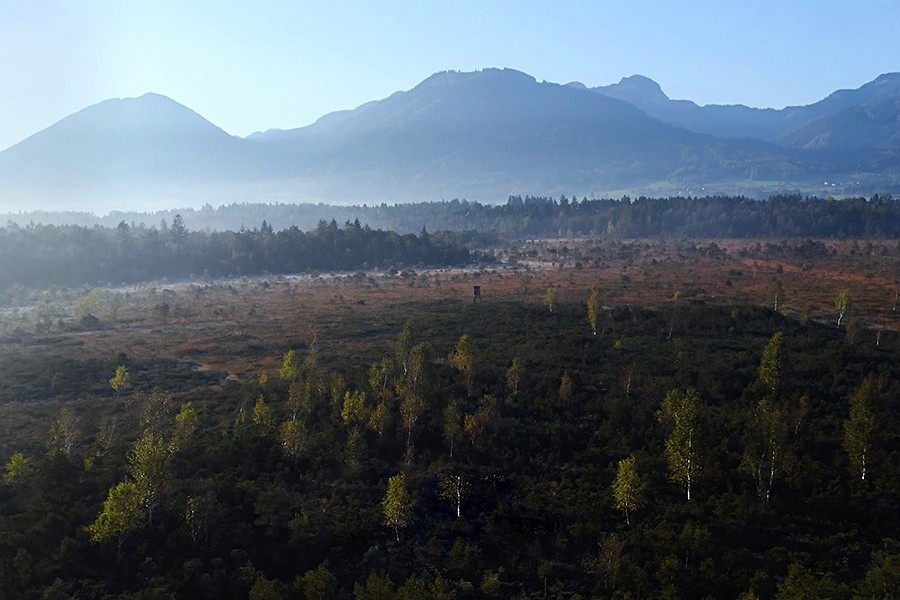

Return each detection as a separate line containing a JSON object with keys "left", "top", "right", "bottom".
{"left": 4, "top": 194, "right": 900, "bottom": 292}
{"left": 0, "top": 218, "right": 470, "bottom": 290}
{"left": 0, "top": 300, "right": 898, "bottom": 598}
{"left": 297, "top": 564, "right": 337, "bottom": 600}
{"left": 9, "top": 193, "right": 900, "bottom": 239}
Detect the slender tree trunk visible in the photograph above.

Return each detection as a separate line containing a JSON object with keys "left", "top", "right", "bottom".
{"left": 757, "top": 451, "right": 765, "bottom": 501}
{"left": 686, "top": 430, "right": 693, "bottom": 501}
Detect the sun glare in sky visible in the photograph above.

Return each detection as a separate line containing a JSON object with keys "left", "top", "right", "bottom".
{"left": 0, "top": 0, "right": 897, "bottom": 149}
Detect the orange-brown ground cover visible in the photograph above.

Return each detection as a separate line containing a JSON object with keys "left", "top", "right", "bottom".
{"left": 1, "top": 238, "right": 897, "bottom": 452}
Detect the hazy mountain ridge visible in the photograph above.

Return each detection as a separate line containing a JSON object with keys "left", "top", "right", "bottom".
{"left": 778, "top": 94, "right": 900, "bottom": 158}
{"left": 250, "top": 68, "right": 806, "bottom": 200}
{"left": 0, "top": 68, "right": 897, "bottom": 212}
{"left": 589, "top": 75, "right": 791, "bottom": 142}
{"left": 589, "top": 72, "right": 900, "bottom": 151}
{"left": 0, "top": 93, "right": 251, "bottom": 182}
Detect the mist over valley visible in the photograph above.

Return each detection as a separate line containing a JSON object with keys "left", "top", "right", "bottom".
{"left": 2, "top": 68, "right": 899, "bottom": 216}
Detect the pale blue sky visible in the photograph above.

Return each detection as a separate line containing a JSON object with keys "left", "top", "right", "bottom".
{"left": 1, "top": 0, "right": 897, "bottom": 150}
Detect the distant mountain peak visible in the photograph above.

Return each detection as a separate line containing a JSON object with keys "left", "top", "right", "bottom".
{"left": 0, "top": 89, "right": 246, "bottom": 201}
{"left": 592, "top": 74, "right": 670, "bottom": 106}
{"left": 416, "top": 67, "right": 537, "bottom": 89}
{"left": 2, "top": 68, "right": 899, "bottom": 212}
{"left": 135, "top": 91, "right": 176, "bottom": 102}
{"left": 616, "top": 75, "right": 669, "bottom": 99}
{"left": 42, "top": 92, "right": 234, "bottom": 141}
{"left": 92, "top": 92, "right": 191, "bottom": 112}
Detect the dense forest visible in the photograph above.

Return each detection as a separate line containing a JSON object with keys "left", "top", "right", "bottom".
{"left": 5, "top": 194, "right": 899, "bottom": 238}
{"left": 0, "top": 218, "right": 472, "bottom": 290}
{"left": 360, "top": 193, "right": 900, "bottom": 238}
{"left": 1, "top": 299, "right": 898, "bottom": 598}
{"left": 3, "top": 194, "right": 898, "bottom": 291}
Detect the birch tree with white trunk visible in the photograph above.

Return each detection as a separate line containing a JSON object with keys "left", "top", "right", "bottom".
{"left": 658, "top": 388, "right": 701, "bottom": 501}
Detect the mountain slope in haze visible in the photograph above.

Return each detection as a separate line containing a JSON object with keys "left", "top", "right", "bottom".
{"left": 588, "top": 75, "right": 790, "bottom": 142}
{"left": 779, "top": 95, "right": 900, "bottom": 151}
{"left": 0, "top": 93, "right": 266, "bottom": 208}
{"left": 786, "top": 72, "right": 900, "bottom": 126}
{"left": 775, "top": 75, "right": 900, "bottom": 171}
{"left": 589, "top": 72, "right": 900, "bottom": 159}
{"left": 1, "top": 68, "right": 898, "bottom": 213}
{"left": 248, "top": 68, "right": 805, "bottom": 201}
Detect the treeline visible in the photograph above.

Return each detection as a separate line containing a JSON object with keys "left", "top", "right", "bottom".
{"left": 0, "top": 218, "right": 472, "bottom": 290}
{"left": 5, "top": 193, "right": 900, "bottom": 238}
{"left": 365, "top": 193, "right": 900, "bottom": 238}
{"left": 1, "top": 302, "right": 898, "bottom": 598}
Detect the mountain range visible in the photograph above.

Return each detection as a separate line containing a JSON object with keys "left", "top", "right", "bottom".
{"left": 1, "top": 68, "right": 898, "bottom": 213}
